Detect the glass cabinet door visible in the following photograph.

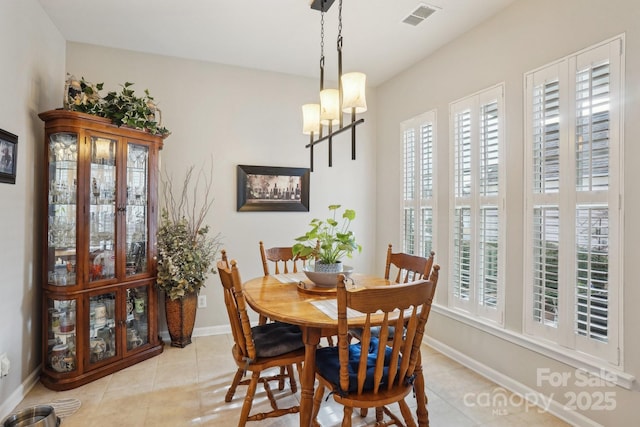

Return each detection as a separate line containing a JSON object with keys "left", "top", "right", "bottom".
{"left": 46, "top": 298, "right": 77, "bottom": 373}
{"left": 125, "top": 144, "right": 149, "bottom": 277}
{"left": 88, "top": 292, "right": 117, "bottom": 365}
{"left": 89, "top": 136, "right": 117, "bottom": 282}
{"left": 47, "top": 133, "right": 78, "bottom": 286}
{"left": 125, "top": 285, "right": 149, "bottom": 350}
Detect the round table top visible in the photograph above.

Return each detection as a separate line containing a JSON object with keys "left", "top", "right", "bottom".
{"left": 242, "top": 273, "right": 390, "bottom": 329}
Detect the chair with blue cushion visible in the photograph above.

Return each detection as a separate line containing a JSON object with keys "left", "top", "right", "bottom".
{"left": 311, "top": 266, "right": 439, "bottom": 426}
{"left": 217, "top": 255, "right": 305, "bottom": 426}
{"left": 349, "top": 245, "right": 435, "bottom": 343}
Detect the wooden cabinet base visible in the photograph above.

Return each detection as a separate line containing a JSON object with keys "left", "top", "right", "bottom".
{"left": 40, "top": 341, "right": 163, "bottom": 391}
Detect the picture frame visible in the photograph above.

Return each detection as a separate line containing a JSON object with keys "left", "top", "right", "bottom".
{"left": 0, "top": 128, "right": 18, "bottom": 184}
{"left": 237, "top": 165, "right": 310, "bottom": 212}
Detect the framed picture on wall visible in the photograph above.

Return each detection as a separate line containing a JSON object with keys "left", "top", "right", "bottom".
{"left": 237, "top": 165, "right": 310, "bottom": 212}
{"left": 0, "top": 128, "right": 18, "bottom": 184}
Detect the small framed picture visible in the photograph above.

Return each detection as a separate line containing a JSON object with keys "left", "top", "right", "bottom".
{"left": 0, "top": 128, "right": 18, "bottom": 184}
{"left": 237, "top": 165, "right": 310, "bottom": 212}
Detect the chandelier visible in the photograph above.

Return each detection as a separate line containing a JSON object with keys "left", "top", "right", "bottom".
{"left": 302, "top": 0, "right": 367, "bottom": 171}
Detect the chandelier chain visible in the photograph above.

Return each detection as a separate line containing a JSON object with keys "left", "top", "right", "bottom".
{"left": 320, "top": 10, "right": 325, "bottom": 60}
{"left": 338, "top": 0, "right": 343, "bottom": 38}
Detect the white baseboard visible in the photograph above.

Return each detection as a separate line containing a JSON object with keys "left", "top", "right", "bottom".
{"left": 0, "top": 366, "right": 41, "bottom": 422}
{"left": 423, "top": 336, "right": 603, "bottom": 427}
{"left": 158, "top": 324, "right": 230, "bottom": 342}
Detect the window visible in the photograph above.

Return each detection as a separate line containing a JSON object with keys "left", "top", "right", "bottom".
{"left": 524, "top": 37, "right": 623, "bottom": 364}
{"left": 401, "top": 111, "right": 436, "bottom": 258}
{"left": 449, "top": 85, "right": 505, "bottom": 324}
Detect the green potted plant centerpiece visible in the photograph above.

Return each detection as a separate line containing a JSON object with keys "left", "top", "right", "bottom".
{"left": 156, "top": 163, "right": 222, "bottom": 347}
{"left": 292, "top": 204, "right": 361, "bottom": 276}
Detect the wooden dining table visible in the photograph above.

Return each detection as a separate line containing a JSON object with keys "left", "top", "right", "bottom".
{"left": 242, "top": 272, "right": 430, "bottom": 427}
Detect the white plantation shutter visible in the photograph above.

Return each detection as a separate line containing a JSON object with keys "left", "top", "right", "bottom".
{"left": 532, "top": 207, "right": 560, "bottom": 329}
{"left": 450, "top": 85, "right": 505, "bottom": 323}
{"left": 454, "top": 109, "right": 472, "bottom": 198}
{"left": 402, "top": 127, "right": 416, "bottom": 254}
{"left": 533, "top": 78, "right": 561, "bottom": 194}
{"left": 420, "top": 207, "right": 433, "bottom": 258}
{"left": 480, "top": 102, "right": 500, "bottom": 197}
{"left": 524, "top": 37, "right": 622, "bottom": 363}
{"left": 453, "top": 207, "right": 471, "bottom": 302}
{"left": 575, "top": 207, "right": 609, "bottom": 342}
{"left": 401, "top": 111, "right": 436, "bottom": 258}
{"left": 479, "top": 207, "right": 499, "bottom": 309}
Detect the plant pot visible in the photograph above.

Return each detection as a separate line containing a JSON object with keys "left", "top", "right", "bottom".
{"left": 314, "top": 261, "right": 343, "bottom": 273}
{"left": 303, "top": 265, "right": 354, "bottom": 288}
{"left": 165, "top": 292, "right": 197, "bottom": 347}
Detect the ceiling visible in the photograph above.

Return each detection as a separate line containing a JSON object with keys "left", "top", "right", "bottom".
{"left": 38, "top": 0, "right": 516, "bottom": 86}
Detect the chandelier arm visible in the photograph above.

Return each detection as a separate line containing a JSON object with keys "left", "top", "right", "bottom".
{"left": 338, "top": 37, "right": 343, "bottom": 129}
{"left": 305, "top": 118, "right": 364, "bottom": 148}
{"left": 328, "top": 124, "right": 333, "bottom": 167}
{"left": 310, "top": 133, "right": 315, "bottom": 172}
{"left": 351, "top": 108, "right": 356, "bottom": 160}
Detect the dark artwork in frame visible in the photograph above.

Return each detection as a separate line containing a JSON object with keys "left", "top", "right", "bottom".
{"left": 0, "top": 128, "right": 18, "bottom": 184}
{"left": 237, "top": 165, "right": 310, "bottom": 212}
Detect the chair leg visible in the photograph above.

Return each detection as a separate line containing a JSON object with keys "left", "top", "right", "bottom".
{"left": 311, "top": 383, "right": 325, "bottom": 426}
{"left": 278, "top": 366, "right": 286, "bottom": 390}
{"left": 341, "top": 406, "right": 353, "bottom": 427}
{"left": 286, "top": 364, "right": 297, "bottom": 393}
{"left": 398, "top": 400, "right": 417, "bottom": 427}
{"left": 238, "top": 372, "right": 260, "bottom": 427}
{"left": 375, "top": 406, "right": 384, "bottom": 422}
{"left": 226, "top": 368, "right": 244, "bottom": 402}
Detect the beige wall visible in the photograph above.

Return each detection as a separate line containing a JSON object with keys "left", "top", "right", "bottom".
{"left": 65, "top": 43, "right": 378, "bottom": 332}
{"left": 0, "top": 0, "right": 66, "bottom": 416}
{"left": 376, "top": 0, "right": 640, "bottom": 425}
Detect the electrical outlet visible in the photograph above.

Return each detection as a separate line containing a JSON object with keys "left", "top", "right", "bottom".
{"left": 0, "top": 353, "right": 9, "bottom": 377}
{"left": 197, "top": 295, "right": 207, "bottom": 308}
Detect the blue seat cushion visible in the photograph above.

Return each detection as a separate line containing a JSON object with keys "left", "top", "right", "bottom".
{"left": 251, "top": 321, "right": 304, "bottom": 358}
{"left": 348, "top": 325, "right": 397, "bottom": 341}
{"left": 315, "top": 337, "right": 397, "bottom": 393}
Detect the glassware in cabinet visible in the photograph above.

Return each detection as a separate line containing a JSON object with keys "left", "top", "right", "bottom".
{"left": 88, "top": 136, "right": 117, "bottom": 282}
{"left": 125, "top": 143, "right": 149, "bottom": 277}
{"left": 88, "top": 292, "right": 117, "bottom": 365}
{"left": 46, "top": 297, "right": 77, "bottom": 373}
{"left": 125, "top": 285, "right": 149, "bottom": 350}
{"left": 47, "top": 132, "right": 78, "bottom": 287}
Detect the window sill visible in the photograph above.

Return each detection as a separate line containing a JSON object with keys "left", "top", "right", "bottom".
{"left": 430, "top": 303, "right": 635, "bottom": 390}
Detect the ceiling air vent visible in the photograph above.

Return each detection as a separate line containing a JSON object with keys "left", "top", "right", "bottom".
{"left": 402, "top": 3, "right": 438, "bottom": 26}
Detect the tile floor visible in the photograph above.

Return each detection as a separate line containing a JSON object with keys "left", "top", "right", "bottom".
{"left": 11, "top": 335, "right": 571, "bottom": 426}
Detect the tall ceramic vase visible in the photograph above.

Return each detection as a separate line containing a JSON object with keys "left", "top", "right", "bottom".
{"left": 165, "top": 292, "right": 197, "bottom": 347}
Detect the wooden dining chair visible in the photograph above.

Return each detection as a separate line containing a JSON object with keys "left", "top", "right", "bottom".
{"left": 217, "top": 255, "right": 306, "bottom": 426}
{"left": 349, "top": 246, "right": 436, "bottom": 344}
{"left": 385, "top": 244, "right": 435, "bottom": 284}
{"left": 259, "top": 240, "right": 311, "bottom": 275}
{"left": 258, "top": 241, "right": 335, "bottom": 346}
{"left": 311, "top": 266, "right": 439, "bottom": 426}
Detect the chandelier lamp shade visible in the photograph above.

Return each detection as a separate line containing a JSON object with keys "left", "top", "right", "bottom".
{"left": 303, "top": 0, "right": 367, "bottom": 171}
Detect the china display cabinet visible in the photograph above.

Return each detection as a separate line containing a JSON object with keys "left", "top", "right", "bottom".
{"left": 39, "top": 110, "right": 166, "bottom": 390}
